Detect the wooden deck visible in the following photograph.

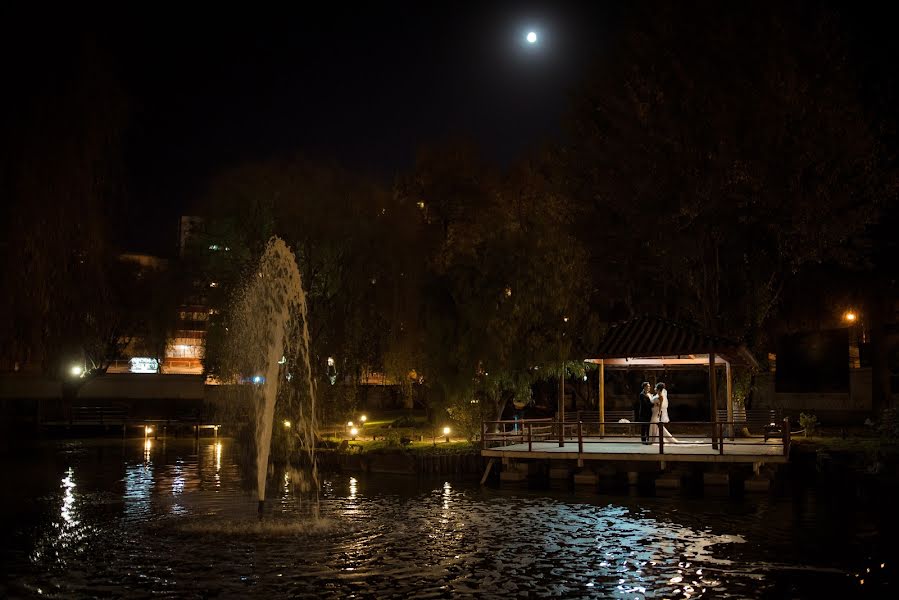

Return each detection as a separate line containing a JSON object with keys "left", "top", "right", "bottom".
{"left": 482, "top": 436, "right": 788, "bottom": 464}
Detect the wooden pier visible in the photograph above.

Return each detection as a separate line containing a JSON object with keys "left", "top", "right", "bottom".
{"left": 480, "top": 418, "right": 791, "bottom": 489}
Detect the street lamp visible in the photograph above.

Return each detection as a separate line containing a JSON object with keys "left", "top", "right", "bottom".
{"left": 443, "top": 426, "right": 451, "bottom": 443}
{"left": 843, "top": 310, "right": 857, "bottom": 323}
{"left": 360, "top": 415, "right": 367, "bottom": 423}
{"left": 70, "top": 365, "right": 83, "bottom": 377}
{"left": 350, "top": 427, "right": 359, "bottom": 440}
{"left": 283, "top": 420, "right": 291, "bottom": 429}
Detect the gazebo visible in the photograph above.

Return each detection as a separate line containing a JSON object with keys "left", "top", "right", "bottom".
{"left": 584, "top": 316, "right": 758, "bottom": 447}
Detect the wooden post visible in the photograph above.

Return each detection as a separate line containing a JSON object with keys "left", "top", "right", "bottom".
{"left": 599, "top": 359, "right": 606, "bottom": 438}
{"left": 578, "top": 421, "right": 583, "bottom": 454}
{"left": 528, "top": 423, "right": 533, "bottom": 452}
{"left": 725, "top": 360, "right": 734, "bottom": 440}
{"left": 783, "top": 417, "right": 790, "bottom": 457}
{"left": 710, "top": 352, "right": 719, "bottom": 450}
{"left": 659, "top": 421, "right": 665, "bottom": 455}
{"left": 480, "top": 458, "right": 495, "bottom": 486}
{"left": 719, "top": 423, "right": 724, "bottom": 455}
{"left": 558, "top": 365, "right": 565, "bottom": 448}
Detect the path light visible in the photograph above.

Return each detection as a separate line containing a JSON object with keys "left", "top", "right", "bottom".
{"left": 70, "top": 365, "right": 83, "bottom": 377}
{"left": 360, "top": 415, "right": 367, "bottom": 423}
{"left": 443, "top": 426, "right": 451, "bottom": 443}
{"left": 350, "top": 427, "right": 358, "bottom": 440}
{"left": 283, "top": 420, "right": 291, "bottom": 428}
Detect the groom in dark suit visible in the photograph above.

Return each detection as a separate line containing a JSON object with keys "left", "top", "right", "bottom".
{"left": 635, "top": 382, "right": 653, "bottom": 444}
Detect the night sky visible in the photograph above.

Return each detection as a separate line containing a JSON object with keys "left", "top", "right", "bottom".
{"left": 3, "top": 2, "right": 897, "bottom": 254}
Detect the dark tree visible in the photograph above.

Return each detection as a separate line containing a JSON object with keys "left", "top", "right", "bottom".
{"left": 559, "top": 2, "right": 894, "bottom": 355}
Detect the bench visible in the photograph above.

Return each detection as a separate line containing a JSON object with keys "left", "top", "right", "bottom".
{"left": 555, "top": 410, "right": 637, "bottom": 436}
{"left": 71, "top": 405, "right": 128, "bottom": 425}
{"left": 717, "top": 409, "right": 782, "bottom": 441}
{"left": 483, "top": 419, "right": 553, "bottom": 446}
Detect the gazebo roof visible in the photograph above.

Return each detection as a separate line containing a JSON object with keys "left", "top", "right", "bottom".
{"left": 590, "top": 316, "right": 758, "bottom": 368}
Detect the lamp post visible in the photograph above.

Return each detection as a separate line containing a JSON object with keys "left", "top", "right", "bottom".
{"left": 443, "top": 426, "right": 451, "bottom": 443}
{"left": 844, "top": 309, "right": 864, "bottom": 368}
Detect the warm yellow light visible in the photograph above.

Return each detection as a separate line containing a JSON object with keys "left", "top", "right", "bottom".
{"left": 844, "top": 311, "right": 857, "bottom": 323}
{"left": 350, "top": 427, "right": 359, "bottom": 436}
{"left": 283, "top": 420, "right": 291, "bottom": 428}
{"left": 145, "top": 426, "right": 153, "bottom": 435}
{"left": 347, "top": 421, "right": 354, "bottom": 428}
{"left": 360, "top": 415, "right": 367, "bottom": 423}
{"left": 70, "top": 365, "right": 83, "bottom": 377}
{"left": 443, "top": 427, "right": 451, "bottom": 436}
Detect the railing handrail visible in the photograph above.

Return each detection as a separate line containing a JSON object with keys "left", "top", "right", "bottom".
{"left": 483, "top": 418, "right": 785, "bottom": 426}
{"left": 481, "top": 417, "right": 789, "bottom": 456}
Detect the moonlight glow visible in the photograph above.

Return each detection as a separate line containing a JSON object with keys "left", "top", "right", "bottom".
{"left": 526, "top": 31, "right": 537, "bottom": 44}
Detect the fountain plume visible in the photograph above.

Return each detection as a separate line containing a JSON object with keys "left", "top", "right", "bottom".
{"left": 220, "top": 237, "right": 318, "bottom": 506}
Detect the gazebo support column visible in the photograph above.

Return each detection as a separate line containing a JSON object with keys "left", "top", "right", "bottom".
{"left": 710, "top": 352, "right": 719, "bottom": 450}
{"left": 599, "top": 359, "right": 605, "bottom": 438}
{"left": 725, "top": 360, "right": 734, "bottom": 440}
{"left": 558, "top": 365, "right": 565, "bottom": 448}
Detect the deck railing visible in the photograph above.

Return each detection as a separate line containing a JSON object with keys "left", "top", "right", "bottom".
{"left": 482, "top": 418, "right": 791, "bottom": 457}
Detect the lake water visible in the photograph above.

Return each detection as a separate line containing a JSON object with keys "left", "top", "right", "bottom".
{"left": 1, "top": 438, "right": 894, "bottom": 598}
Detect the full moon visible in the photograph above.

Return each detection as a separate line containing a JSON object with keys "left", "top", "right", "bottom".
{"left": 526, "top": 31, "right": 537, "bottom": 44}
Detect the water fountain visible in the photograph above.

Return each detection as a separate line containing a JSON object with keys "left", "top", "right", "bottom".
{"left": 221, "top": 237, "right": 318, "bottom": 513}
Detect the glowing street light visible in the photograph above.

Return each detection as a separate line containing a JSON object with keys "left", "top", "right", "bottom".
{"left": 144, "top": 425, "right": 153, "bottom": 436}
{"left": 526, "top": 31, "right": 537, "bottom": 44}
{"left": 443, "top": 426, "right": 451, "bottom": 443}
{"left": 844, "top": 311, "right": 857, "bottom": 323}
{"left": 347, "top": 421, "right": 354, "bottom": 428}
{"left": 283, "top": 420, "right": 291, "bottom": 428}
{"left": 360, "top": 415, "right": 367, "bottom": 423}
{"left": 69, "top": 365, "right": 83, "bottom": 377}
{"left": 350, "top": 427, "right": 359, "bottom": 440}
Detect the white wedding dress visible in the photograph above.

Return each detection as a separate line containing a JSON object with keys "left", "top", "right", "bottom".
{"left": 649, "top": 389, "right": 678, "bottom": 444}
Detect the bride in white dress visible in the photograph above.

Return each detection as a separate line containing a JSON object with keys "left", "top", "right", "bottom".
{"left": 649, "top": 382, "right": 678, "bottom": 444}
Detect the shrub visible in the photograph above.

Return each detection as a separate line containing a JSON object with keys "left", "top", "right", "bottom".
{"left": 877, "top": 408, "right": 899, "bottom": 440}
{"left": 385, "top": 430, "right": 403, "bottom": 448}
{"left": 799, "top": 413, "right": 818, "bottom": 437}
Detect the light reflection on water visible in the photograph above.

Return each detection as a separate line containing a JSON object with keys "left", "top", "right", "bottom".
{"left": 0, "top": 438, "right": 894, "bottom": 598}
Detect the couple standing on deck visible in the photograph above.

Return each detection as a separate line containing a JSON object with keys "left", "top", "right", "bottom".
{"left": 636, "top": 382, "right": 678, "bottom": 445}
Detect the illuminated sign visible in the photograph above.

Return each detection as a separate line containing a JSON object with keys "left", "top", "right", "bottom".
{"left": 130, "top": 357, "right": 159, "bottom": 374}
